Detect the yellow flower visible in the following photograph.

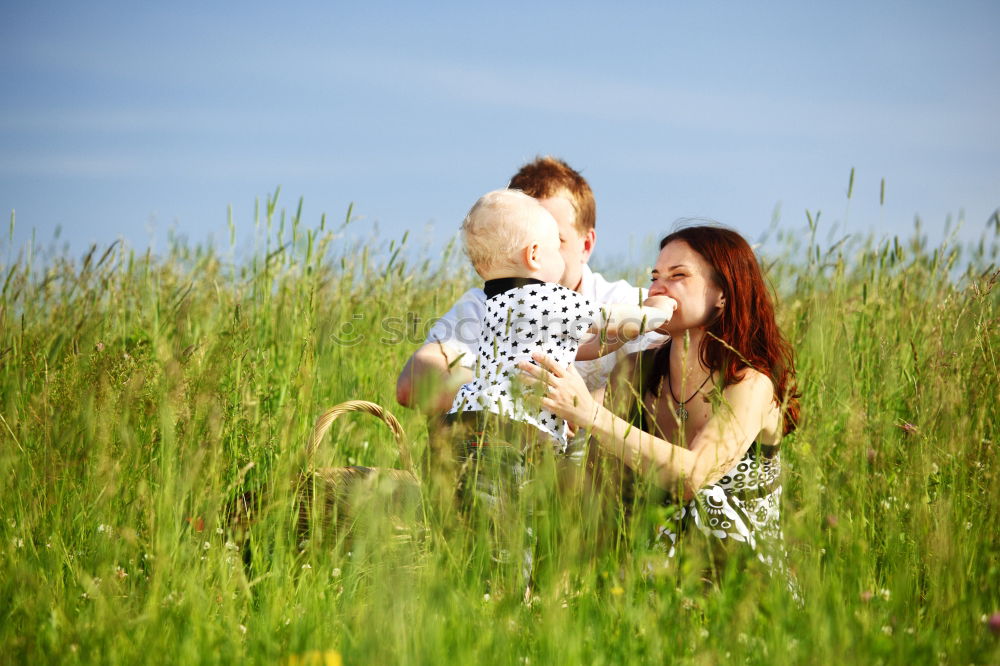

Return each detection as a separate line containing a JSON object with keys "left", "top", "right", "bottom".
{"left": 284, "top": 650, "right": 343, "bottom": 666}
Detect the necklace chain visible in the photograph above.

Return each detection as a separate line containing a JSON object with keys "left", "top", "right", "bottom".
{"left": 667, "top": 364, "right": 713, "bottom": 423}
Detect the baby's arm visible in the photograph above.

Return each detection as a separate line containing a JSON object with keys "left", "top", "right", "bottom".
{"left": 576, "top": 297, "right": 677, "bottom": 360}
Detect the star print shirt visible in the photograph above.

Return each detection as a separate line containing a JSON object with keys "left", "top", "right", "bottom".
{"left": 424, "top": 264, "right": 665, "bottom": 391}
{"left": 448, "top": 277, "right": 597, "bottom": 449}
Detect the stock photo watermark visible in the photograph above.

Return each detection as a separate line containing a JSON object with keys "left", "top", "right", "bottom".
{"left": 328, "top": 311, "right": 662, "bottom": 347}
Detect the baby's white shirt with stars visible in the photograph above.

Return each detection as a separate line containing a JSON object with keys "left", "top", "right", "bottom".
{"left": 448, "top": 278, "right": 597, "bottom": 450}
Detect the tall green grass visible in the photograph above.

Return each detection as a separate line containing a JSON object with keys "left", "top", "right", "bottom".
{"left": 1, "top": 195, "right": 998, "bottom": 665}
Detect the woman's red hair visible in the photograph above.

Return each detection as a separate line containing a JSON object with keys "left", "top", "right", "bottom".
{"left": 654, "top": 225, "right": 800, "bottom": 434}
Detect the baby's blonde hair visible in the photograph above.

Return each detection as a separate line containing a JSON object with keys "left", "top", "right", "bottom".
{"left": 461, "top": 189, "right": 550, "bottom": 277}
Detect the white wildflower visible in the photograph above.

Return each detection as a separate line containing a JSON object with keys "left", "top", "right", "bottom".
{"left": 203, "top": 541, "right": 211, "bottom": 550}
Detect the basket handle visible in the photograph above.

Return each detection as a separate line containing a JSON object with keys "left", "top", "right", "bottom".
{"left": 306, "top": 400, "right": 412, "bottom": 471}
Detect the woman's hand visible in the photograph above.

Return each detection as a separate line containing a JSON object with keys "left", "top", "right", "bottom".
{"left": 518, "top": 353, "right": 599, "bottom": 428}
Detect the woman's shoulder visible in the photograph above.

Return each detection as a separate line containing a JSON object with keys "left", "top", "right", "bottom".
{"left": 730, "top": 366, "right": 775, "bottom": 391}
{"left": 724, "top": 367, "right": 784, "bottom": 442}
{"left": 722, "top": 366, "right": 778, "bottom": 409}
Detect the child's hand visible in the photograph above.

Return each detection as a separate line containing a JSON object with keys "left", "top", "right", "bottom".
{"left": 623, "top": 296, "right": 675, "bottom": 336}
{"left": 642, "top": 295, "right": 678, "bottom": 315}
{"left": 588, "top": 298, "right": 677, "bottom": 350}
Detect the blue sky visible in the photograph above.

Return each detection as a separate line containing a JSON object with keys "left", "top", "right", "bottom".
{"left": 2, "top": 1, "right": 998, "bottom": 268}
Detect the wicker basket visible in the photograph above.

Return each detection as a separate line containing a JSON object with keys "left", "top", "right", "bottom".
{"left": 298, "top": 400, "right": 422, "bottom": 543}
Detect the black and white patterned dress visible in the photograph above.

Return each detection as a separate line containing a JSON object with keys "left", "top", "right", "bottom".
{"left": 656, "top": 443, "right": 786, "bottom": 566}
{"left": 657, "top": 443, "right": 800, "bottom": 602}
{"left": 448, "top": 277, "right": 597, "bottom": 450}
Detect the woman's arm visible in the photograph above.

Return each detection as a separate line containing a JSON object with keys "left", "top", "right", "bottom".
{"left": 520, "top": 353, "right": 774, "bottom": 499}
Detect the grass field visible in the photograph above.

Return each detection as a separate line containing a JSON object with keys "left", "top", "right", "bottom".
{"left": 2, "top": 197, "right": 998, "bottom": 665}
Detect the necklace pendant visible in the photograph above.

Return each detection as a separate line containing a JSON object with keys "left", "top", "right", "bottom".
{"left": 675, "top": 404, "right": 689, "bottom": 422}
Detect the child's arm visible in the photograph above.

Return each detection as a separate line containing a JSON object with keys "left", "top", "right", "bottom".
{"left": 599, "top": 297, "right": 677, "bottom": 338}
{"left": 576, "top": 297, "right": 677, "bottom": 360}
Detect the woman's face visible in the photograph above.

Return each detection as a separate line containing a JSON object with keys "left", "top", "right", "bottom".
{"left": 648, "top": 240, "right": 725, "bottom": 334}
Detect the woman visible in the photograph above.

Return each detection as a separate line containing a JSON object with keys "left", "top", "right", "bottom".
{"left": 520, "top": 225, "right": 800, "bottom": 569}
